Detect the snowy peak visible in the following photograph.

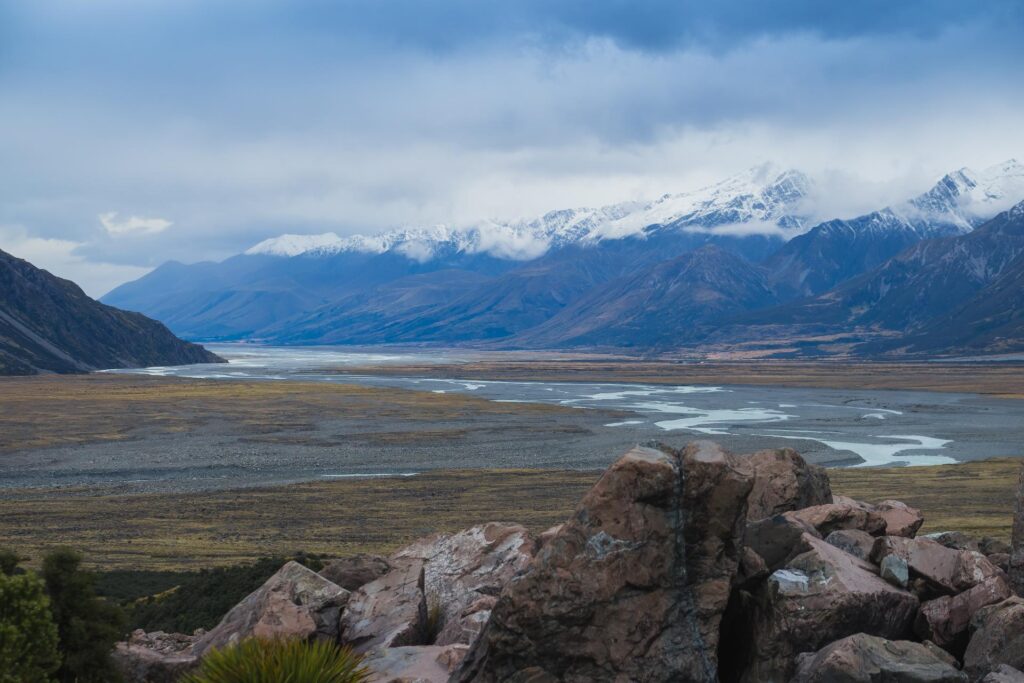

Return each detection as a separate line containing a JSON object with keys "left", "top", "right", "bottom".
{"left": 243, "top": 165, "right": 813, "bottom": 262}
{"left": 906, "top": 158, "right": 1024, "bottom": 231}
{"left": 593, "top": 165, "right": 812, "bottom": 239}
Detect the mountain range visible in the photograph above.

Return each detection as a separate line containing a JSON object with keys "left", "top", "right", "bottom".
{"left": 0, "top": 248, "right": 222, "bottom": 375}
{"left": 102, "top": 159, "right": 1024, "bottom": 358}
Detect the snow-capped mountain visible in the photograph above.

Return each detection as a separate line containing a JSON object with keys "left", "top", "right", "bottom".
{"left": 244, "top": 164, "right": 814, "bottom": 263}
{"left": 765, "top": 159, "right": 1024, "bottom": 298}
{"left": 102, "top": 159, "right": 1024, "bottom": 353}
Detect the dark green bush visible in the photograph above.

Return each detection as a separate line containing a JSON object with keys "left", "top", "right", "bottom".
{"left": 181, "top": 638, "right": 369, "bottom": 683}
{"left": 0, "top": 547, "right": 26, "bottom": 576}
{"left": 0, "top": 570, "right": 61, "bottom": 683}
{"left": 42, "top": 548, "right": 127, "bottom": 683}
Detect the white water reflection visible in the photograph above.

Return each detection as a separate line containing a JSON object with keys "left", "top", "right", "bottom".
{"left": 108, "top": 345, "right": 1005, "bottom": 468}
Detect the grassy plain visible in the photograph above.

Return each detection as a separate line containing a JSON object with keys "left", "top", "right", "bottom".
{"left": 0, "top": 459, "right": 1017, "bottom": 570}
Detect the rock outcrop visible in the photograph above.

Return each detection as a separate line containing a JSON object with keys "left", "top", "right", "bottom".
{"left": 391, "top": 522, "right": 534, "bottom": 647}
{"left": 964, "top": 597, "right": 1024, "bottom": 680}
{"left": 790, "top": 633, "right": 967, "bottom": 683}
{"left": 739, "top": 534, "right": 920, "bottom": 681}
{"left": 192, "top": 561, "right": 349, "bottom": 657}
{"left": 916, "top": 575, "right": 1012, "bottom": 653}
{"left": 452, "top": 441, "right": 753, "bottom": 683}
{"left": 745, "top": 447, "right": 831, "bottom": 520}
{"left": 111, "top": 631, "right": 198, "bottom": 683}
{"left": 785, "top": 502, "right": 888, "bottom": 537}
{"left": 340, "top": 559, "right": 429, "bottom": 654}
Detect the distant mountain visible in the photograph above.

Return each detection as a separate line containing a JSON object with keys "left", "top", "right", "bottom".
{"left": 732, "top": 199, "right": 1024, "bottom": 356}
{"left": 100, "top": 161, "right": 1024, "bottom": 357}
{"left": 862, "top": 201, "right": 1024, "bottom": 356}
{"left": 765, "top": 160, "right": 1024, "bottom": 298}
{"left": 105, "top": 165, "right": 814, "bottom": 341}
{"left": 0, "top": 249, "right": 222, "bottom": 375}
{"left": 513, "top": 245, "right": 777, "bottom": 349}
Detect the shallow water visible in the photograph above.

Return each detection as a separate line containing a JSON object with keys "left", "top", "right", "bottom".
{"left": 110, "top": 344, "right": 1024, "bottom": 468}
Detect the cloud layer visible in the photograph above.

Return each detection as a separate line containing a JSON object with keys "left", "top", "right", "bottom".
{"left": 0, "top": 1, "right": 1022, "bottom": 295}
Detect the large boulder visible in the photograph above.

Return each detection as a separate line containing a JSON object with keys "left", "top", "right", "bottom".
{"left": 744, "top": 447, "right": 831, "bottom": 520}
{"left": 785, "top": 503, "right": 888, "bottom": 537}
{"left": 340, "top": 558, "right": 429, "bottom": 654}
{"left": 111, "top": 630, "right": 198, "bottom": 683}
{"left": 363, "top": 644, "right": 468, "bottom": 683}
{"left": 746, "top": 513, "right": 821, "bottom": 572}
{"left": 825, "top": 529, "right": 877, "bottom": 562}
{"left": 1012, "top": 464, "right": 1024, "bottom": 596}
{"left": 192, "top": 561, "right": 349, "bottom": 657}
{"left": 916, "top": 575, "right": 1012, "bottom": 653}
{"left": 875, "top": 500, "right": 925, "bottom": 538}
{"left": 964, "top": 596, "right": 1024, "bottom": 680}
{"left": 319, "top": 554, "right": 391, "bottom": 592}
{"left": 873, "top": 536, "right": 1005, "bottom": 595}
{"left": 452, "top": 441, "right": 753, "bottom": 683}
{"left": 391, "top": 522, "right": 534, "bottom": 646}
{"left": 790, "top": 633, "right": 967, "bottom": 683}
{"left": 739, "top": 534, "right": 919, "bottom": 682}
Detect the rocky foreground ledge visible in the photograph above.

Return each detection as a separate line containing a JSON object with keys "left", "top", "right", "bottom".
{"left": 115, "top": 442, "right": 1024, "bottom": 682}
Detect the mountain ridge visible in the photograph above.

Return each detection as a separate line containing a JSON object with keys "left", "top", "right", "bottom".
{"left": 0, "top": 248, "right": 223, "bottom": 375}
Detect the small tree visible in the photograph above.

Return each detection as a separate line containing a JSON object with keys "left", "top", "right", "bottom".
{"left": 0, "top": 571, "right": 61, "bottom": 683}
{"left": 41, "top": 548, "right": 127, "bottom": 683}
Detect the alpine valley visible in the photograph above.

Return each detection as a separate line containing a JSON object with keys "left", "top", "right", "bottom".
{"left": 102, "top": 160, "right": 1024, "bottom": 358}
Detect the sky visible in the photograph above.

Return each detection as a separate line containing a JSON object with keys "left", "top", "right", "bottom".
{"left": 1, "top": 0, "right": 1023, "bottom": 297}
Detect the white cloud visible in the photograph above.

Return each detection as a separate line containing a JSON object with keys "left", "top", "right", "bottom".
{"left": 0, "top": 225, "right": 152, "bottom": 298}
{"left": 99, "top": 211, "right": 172, "bottom": 236}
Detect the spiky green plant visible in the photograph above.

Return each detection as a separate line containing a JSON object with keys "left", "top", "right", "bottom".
{"left": 182, "top": 638, "right": 370, "bottom": 683}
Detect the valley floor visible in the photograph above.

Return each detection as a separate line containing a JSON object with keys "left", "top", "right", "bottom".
{"left": 0, "top": 458, "right": 1017, "bottom": 570}
{"left": 1, "top": 364, "right": 1022, "bottom": 570}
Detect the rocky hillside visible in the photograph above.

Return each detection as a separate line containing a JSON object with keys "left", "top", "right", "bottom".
{"left": 0, "top": 248, "right": 223, "bottom": 375}
{"left": 116, "top": 441, "right": 1024, "bottom": 682}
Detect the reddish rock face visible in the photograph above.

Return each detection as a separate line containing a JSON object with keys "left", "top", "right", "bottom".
{"left": 363, "top": 644, "right": 468, "bottom": 683}
{"left": 964, "top": 596, "right": 1024, "bottom": 680}
{"left": 1011, "top": 464, "right": 1024, "bottom": 595}
{"left": 744, "top": 448, "right": 832, "bottom": 521}
{"left": 340, "top": 559, "right": 429, "bottom": 654}
{"left": 391, "top": 522, "right": 534, "bottom": 647}
{"left": 785, "top": 503, "right": 888, "bottom": 537}
{"left": 875, "top": 500, "right": 925, "bottom": 538}
{"left": 790, "top": 633, "right": 967, "bottom": 683}
{"left": 451, "top": 441, "right": 753, "bottom": 683}
{"left": 873, "top": 536, "right": 1005, "bottom": 595}
{"left": 191, "top": 561, "right": 349, "bottom": 657}
{"left": 740, "top": 534, "right": 919, "bottom": 682}
{"left": 916, "top": 575, "right": 1012, "bottom": 652}
{"left": 825, "top": 529, "right": 876, "bottom": 561}
{"left": 746, "top": 513, "right": 821, "bottom": 572}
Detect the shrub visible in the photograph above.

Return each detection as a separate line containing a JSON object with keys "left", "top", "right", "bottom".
{"left": 0, "top": 571, "right": 61, "bottom": 683}
{"left": 42, "top": 548, "right": 127, "bottom": 683}
{"left": 182, "top": 638, "right": 370, "bottom": 683}
{"left": 0, "top": 547, "right": 26, "bottom": 576}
